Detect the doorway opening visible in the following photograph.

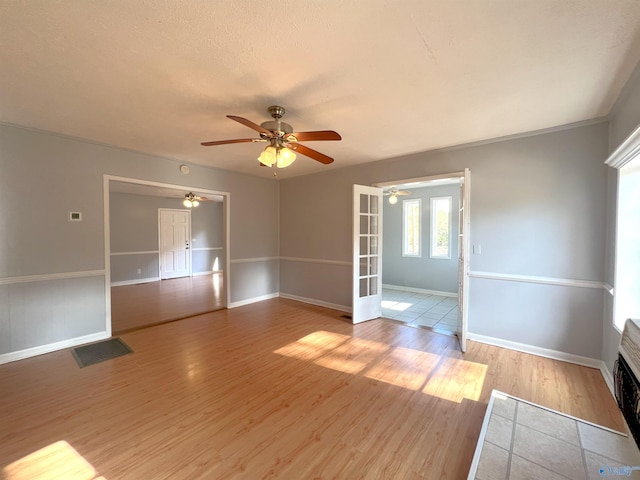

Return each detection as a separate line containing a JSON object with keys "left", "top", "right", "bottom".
{"left": 103, "top": 175, "right": 231, "bottom": 335}
{"left": 372, "top": 169, "right": 471, "bottom": 351}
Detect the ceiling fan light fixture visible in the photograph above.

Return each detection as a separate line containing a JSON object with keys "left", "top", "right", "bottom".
{"left": 276, "top": 147, "right": 296, "bottom": 168}
{"left": 388, "top": 194, "right": 398, "bottom": 205}
{"left": 183, "top": 192, "right": 200, "bottom": 208}
{"left": 258, "top": 146, "right": 277, "bottom": 167}
{"left": 258, "top": 146, "right": 297, "bottom": 168}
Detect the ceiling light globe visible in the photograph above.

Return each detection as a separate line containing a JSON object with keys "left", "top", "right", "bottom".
{"left": 258, "top": 146, "right": 276, "bottom": 167}
{"left": 183, "top": 199, "right": 192, "bottom": 208}
{"left": 192, "top": 200, "right": 200, "bottom": 207}
{"left": 276, "top": 147, "right": 296, "bottom": 168}
{"left": 388, "top": 194, "right": 398, "bottom": 205}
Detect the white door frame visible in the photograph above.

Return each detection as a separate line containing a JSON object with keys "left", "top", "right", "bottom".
{"left": 103, "top": 174, "right": 231, "bottom": 337}
{"left": 374, "top": 169, "right": 471, "bottom": 352}
{"left": 158, "top": 208, "right": 192, "bottom": 280}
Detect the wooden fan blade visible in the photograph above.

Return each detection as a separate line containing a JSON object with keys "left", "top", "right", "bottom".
{"left": 227, "top": 115, "right": 273, "bottom": 136}
{"left": 290, "top": 143, "right": 334, "bottom": 165}
{"left": 201, "top": 138, "right": 261, "bottom": 146}
{"left": 289, "top": 130, "right": 342, "bottom": 142}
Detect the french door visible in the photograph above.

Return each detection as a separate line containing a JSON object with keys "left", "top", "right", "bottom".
{"left": 352, "top": 185, "right": 383, "bottom": 324}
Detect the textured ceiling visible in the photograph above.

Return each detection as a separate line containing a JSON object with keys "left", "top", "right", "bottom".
{"left": 1, "top": 1, "right": 640, "bottom": 179}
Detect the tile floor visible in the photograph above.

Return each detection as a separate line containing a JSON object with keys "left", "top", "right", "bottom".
{"left": 381, "top": 287, "right": 459, "bottom": 333}
{"left": 471, "top": 390, "right": 640, "bottom": 480}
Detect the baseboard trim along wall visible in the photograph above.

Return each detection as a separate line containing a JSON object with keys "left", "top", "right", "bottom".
{"left": 468, "top": 332, "right": 615, "bottom": 397}
{"left": 468, "top": 271, "right": 607, "bottom": 290}
{"left": 0, "top": 269, "right": 105, "bottom": 285}
{"left": 0, "top": 331, "right": 109, "bottom": 365}
{"left": 228, "top": 292, "right": 352, "bottom": 313}
{"left": 600, "top": 363, "right": 615, "bottom": 397}
{"left": 468, "top": 332, "right": 603, "bottom": 368}
{"left": 228, "top": 293, "right": 279, "bottom": 308}
{"left": 111, "top": 277, "right": 160, "bottom": 287}
{"left": 193, "top": 270, "right": 223, "bottom": 276}
{"left": 279, "top": 293, "right": 352, "bottom": 313}
{"left": 382, "top": 284, "right": 458, "bottom": 298}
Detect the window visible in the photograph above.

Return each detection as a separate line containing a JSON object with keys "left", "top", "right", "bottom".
{"left": 402, "top": 199, "right": 421, "bottom": 257}
{"left": 430, "top": 196, "right": 452, "bottom": 259}
{"left": 612, "top": 157, "right": 640, "bottom": 331}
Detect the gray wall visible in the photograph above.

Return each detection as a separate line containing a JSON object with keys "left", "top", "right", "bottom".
{"left": 280, "top": 121, "right": 609, "bottom": 358}
{"left": 0, "top": 123, "right": 279, "bottom": 357}
{"left": 382, "top": 184, "right": 460, "bottom": 294}
{"left": 109, "top": 192, "right": 224, "bottom": 283}
{"left": 603, "top": 60, "right": 640, "bottom": 372}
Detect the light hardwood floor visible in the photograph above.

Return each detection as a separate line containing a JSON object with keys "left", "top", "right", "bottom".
{"left": 111, "top": 273, "right": 224, "bottom": 333}
{"left": 0, "top": 298, "right": 623, "bottom": 479}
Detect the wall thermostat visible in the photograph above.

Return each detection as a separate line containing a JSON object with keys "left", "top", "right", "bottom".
{"left": 68, "top": 211, "right": 82, "bottom": 222}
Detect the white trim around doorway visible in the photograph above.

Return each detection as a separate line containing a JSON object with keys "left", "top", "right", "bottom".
{"left": 373, "top": 169, "right": 471, "bottom": 352}
{"left": 103, "top": 175, "right": 231, "bottom": 337}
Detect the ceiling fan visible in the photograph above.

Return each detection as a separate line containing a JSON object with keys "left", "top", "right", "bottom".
{"left": 182, "top": 192, "right": 210, "bottom": 208}
{"left": 384, "top": 187, "right": 411, "bottom": 205}
{"left": 201, "top": 105, "right": 341, "bottom": 169}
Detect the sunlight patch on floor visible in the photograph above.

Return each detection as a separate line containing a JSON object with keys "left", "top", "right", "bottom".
{"left": 364, "top": 346, "right": 441, "bottom": 390}
{"left": 422, "top": 357, "right": 487, "bottom": 403}
{"left": 275, "top": 330, "right": 486, "bottom": 402}
{"left": 274, "top": 330, "right": 352, "bottom": 362}
{"left": 381, "top": 300, "right": 413, "bottom": 311}
{"left": 2, "top": 440, "right": 106, "bottom": 480}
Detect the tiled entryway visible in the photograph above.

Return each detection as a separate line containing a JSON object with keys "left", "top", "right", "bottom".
{"left": 471, "top": 390, "right": 640, "bottom": 480}
{"left": 381, "top": 287, "right": 459, "bottom": 333}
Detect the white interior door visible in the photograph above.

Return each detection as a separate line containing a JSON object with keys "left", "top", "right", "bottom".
{"left": 159, "top": 209, "right": 191, "bottom": 280}
{"left": 457, "top": 168, "right": 471, "bottom": 352}
{"left": 352, "top": 185, "right": 383, "bottom": 324}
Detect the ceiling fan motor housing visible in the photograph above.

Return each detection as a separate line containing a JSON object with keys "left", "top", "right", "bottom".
{"left": 261, "top": 106, "right": 293, "bottom": 138}
{"left": 260, "top": 120, "right": 293, "bottom": 136}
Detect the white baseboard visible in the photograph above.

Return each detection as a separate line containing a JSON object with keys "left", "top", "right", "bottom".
{"left": 0, "top": 331, "right": 110, "bottom": 365}
{"left": 600, "top": 362, "right": 615, "bottom": 397}
{"left": 468, "top": 333, "right": 604, "bottom": 369}
{"left": 468, "top": 332, "right": 618, "bottom": 400}
{"left": 228, "top": 293, "right": 279, "bottom": 308}
{"left": 279, "top": 293, "right": 352, "bottom": 313}
{"left": 111, "top": 277, "right": 160, "bottom": 287}
{"left": 193, "top": 270, "right": 223, "bottom": 276}
{"left": 382, "top": 284, "right": 458, "bottom": 298}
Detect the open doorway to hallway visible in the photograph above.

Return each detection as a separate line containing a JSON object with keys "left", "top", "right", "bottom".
{"left": 104, "top": 176, "right": 230, "bottom": 334}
